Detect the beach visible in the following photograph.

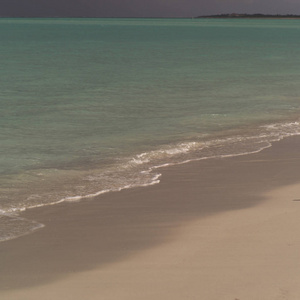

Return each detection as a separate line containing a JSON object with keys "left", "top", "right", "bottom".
{"left": 1, "top": 136, "right": 300, "bottom": 299}
{"left": 2, "top": 17, "right": 300, "bottom": 241}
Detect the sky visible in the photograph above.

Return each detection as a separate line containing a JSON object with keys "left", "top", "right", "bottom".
{"left": 1, "top": 0, "right": 300, "bottom": 18}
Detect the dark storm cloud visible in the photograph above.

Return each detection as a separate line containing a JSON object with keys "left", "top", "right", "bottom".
{"left": 1, "top": 0, "right": 300, "bottom": 17}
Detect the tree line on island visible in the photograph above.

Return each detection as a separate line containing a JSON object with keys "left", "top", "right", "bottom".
{"left": 197, "top": 13, "right": 300, "bottom": 19}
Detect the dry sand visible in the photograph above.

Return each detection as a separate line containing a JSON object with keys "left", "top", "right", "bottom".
{"left": 1, "top": 136, "right": 300, "bottom": 299}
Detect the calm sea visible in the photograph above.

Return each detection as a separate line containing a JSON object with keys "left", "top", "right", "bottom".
{"left": 1, "top": 18, "right": 300, "bottom": 241}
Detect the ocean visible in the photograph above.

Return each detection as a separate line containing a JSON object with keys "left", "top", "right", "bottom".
{"left": 1, "top": 17, "right": 300, "bottom": 241}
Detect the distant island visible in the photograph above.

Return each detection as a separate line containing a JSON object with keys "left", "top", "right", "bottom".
{"left": 197, "top": 13, "right": 300, "bottom": 19}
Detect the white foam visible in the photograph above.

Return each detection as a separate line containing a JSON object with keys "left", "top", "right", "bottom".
{"left": 2, "top": 119, "right": 300, "bottom": 243}
{"left": 0, "top": 214, "right": 45, "bottom": 242}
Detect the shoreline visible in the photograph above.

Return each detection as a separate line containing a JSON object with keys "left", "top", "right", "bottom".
{"left": 1, "top": 136, "right": 300, "bottom": 299}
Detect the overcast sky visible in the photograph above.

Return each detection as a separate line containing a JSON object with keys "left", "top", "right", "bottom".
{"left": 1, "top": 0, "right": 300, "bottom": 18}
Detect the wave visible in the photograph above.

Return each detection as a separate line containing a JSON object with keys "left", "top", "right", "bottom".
{"left": 0, "top": 213, "right": 44, "bottom": 242}
{"left": 1, "top": 120, "right": 300, "bottom": 242}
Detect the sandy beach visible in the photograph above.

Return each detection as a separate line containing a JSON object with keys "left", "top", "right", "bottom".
{"left": 1, "top": 136, "right": 300, "bottom": 299}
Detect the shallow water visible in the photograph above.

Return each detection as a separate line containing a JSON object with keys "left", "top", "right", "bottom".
{"left": 1, "top": 18, "right": 300, "bottom": 241}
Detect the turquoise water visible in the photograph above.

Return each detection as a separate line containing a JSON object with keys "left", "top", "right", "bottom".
{"left": 1, "top": 18, "right": 300, "bottom": 241}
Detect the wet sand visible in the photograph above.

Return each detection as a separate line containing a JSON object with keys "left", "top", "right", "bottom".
{"left": 1, "top": 136, "right": 300, "bottom": 299}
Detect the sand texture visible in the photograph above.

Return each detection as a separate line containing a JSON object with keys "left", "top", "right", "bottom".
{"left": 1, "top": 137, "right": 300, "bottom": 299}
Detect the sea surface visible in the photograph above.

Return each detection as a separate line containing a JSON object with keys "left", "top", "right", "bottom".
{"left": 1, "top": 17, "right": 300, "bottom": 241}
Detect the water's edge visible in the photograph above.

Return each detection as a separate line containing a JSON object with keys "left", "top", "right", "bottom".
{"left": 1, "top": 120, "right": 299, "bottom": 242}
